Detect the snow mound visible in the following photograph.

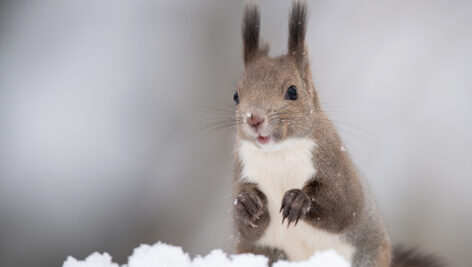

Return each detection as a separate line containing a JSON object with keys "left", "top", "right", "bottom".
{"left": 63, "top": 242, "right": 350, "bottom": 267}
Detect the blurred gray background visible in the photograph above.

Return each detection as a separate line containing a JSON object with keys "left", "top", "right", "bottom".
{"left": 0, "top": 0, "right": 471, "bottom": 266}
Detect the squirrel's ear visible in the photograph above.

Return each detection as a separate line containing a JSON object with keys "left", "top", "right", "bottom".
{"left": 288, "top": 1, "right": 309, "bottom": 75}
{"left": 242, "top": 4, "right": 268, "bottom": 67}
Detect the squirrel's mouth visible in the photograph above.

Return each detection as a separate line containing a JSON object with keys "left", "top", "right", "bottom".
{"left": 257, "top": 134, "right": 271, "bottom": 145}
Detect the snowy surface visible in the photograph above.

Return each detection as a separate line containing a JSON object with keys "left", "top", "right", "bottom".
{"left": 63, "top": 242, "right": 350, "bottom": 267}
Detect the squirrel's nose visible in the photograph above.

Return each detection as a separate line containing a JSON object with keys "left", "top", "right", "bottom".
{"left": 246, "top": 112, "right": 265, "bottom": 128}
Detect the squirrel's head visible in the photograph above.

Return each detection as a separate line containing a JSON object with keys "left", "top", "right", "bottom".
{"left": 235, "top": 1, "right": 321, "bottom": 148}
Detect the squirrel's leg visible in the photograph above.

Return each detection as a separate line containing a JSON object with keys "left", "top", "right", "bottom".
{"left": 280, "top": 178, "right": 363, "bottom": 232}
{"left": 351, "top": 238, "right": 391, "bottom": 267}
{"left": 233, "top": 182, "right": 270, "bottom": 241}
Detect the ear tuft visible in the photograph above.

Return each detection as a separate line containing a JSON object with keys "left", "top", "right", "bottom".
{"left": 288, "top": 1, "right": 308, "bottom": 58}
{"left": 242, "top": 4, "right": 264, "bottom": 66}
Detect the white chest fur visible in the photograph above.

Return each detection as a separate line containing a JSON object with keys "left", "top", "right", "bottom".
{"left": 238, "top": 138, "right": 354, "bottom": 262}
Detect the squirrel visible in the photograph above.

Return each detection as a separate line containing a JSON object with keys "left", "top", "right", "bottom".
{"left": 232, "top": 2, "right": 443, "bottom": 267}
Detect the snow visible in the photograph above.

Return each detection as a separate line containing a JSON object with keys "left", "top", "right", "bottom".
{"left": 274, "top": 250, "right": 349, "bottom": 267}
{"left": 63, "top": 242, "right": 350, "bottom": 267}
{"left": 63, "top": 252, "right": 119, "bottom": 267}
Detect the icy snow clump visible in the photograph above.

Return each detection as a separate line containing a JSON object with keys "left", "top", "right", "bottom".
{"left": 63, "top": 242, "right": 350, "bottom": 267}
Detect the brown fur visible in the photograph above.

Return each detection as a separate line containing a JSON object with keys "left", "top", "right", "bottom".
{"left": 391, "top": 246, "right": 445, "bottom": 267}
{"left": 232, "top": 2, "right": 441, "bottom": 267}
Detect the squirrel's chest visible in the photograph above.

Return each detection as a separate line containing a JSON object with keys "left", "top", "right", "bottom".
{"left": 238, "top": 139, "right": 354, "bottom": 262}
{"left": 238, "top": 138, "right": 317, "bottom": 191}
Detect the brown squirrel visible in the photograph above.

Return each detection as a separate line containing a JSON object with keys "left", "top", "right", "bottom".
{"left": 232, "top": 2, "right": 443, "bottom": 267}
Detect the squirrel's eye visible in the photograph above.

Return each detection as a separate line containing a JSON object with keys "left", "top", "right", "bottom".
{"left": 233, "top": 91, "right": 240, "bottom": 104}
{"left": 285, "top": 86, "right": 298, "bottom": 100}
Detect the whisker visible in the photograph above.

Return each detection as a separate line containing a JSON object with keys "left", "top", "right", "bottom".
{"left": 209, "top": 96, "right": 236, "bottom": 110}
{"left": 323, "top": 110, "right": 367, "bottom": 115}
{"left": 197, "top": 105, "right": 235, "bottom": 114}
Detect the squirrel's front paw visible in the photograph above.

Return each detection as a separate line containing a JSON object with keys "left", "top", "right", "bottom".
{"left": 280, "top": 189, "right": 313, "bottom": 227}
{"left": 234, "top": 192, "right": 264, "bottom": 228}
